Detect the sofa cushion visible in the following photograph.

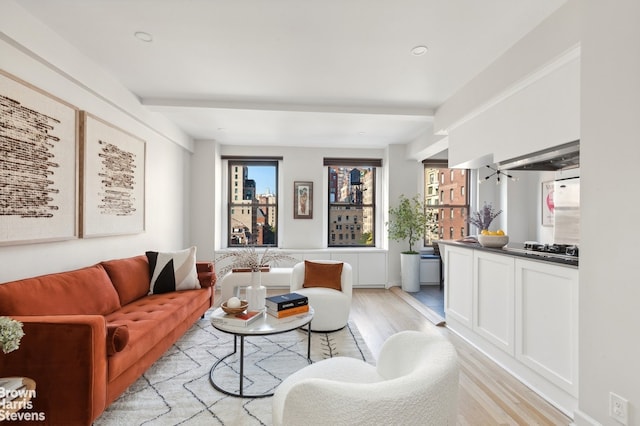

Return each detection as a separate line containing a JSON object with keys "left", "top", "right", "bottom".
{"left": 146, "top": 247, "right": 199, "bottom": 294}
{"left": 101, "top": 255, "right": 151, "bottom": 305}
{"left": 302, "top": 261, "right": 343, "bottom": 291}
{"left": 0, "top": 264, "right": 121, "bottom": 316}
{"left": 107, "top": 324, "right": 129, "bottom": 355}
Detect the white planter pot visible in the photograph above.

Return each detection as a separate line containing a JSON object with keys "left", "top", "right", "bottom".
{"left": 400, "top": 253, "right": 421, "bottom": 292}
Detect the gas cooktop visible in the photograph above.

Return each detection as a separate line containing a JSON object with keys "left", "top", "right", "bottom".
{"left": 523, "top": 243, "right": 579, "bottom": 257}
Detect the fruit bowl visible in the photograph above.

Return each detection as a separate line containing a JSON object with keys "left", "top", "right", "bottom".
{"left": 221, "top": 300, "right": 248, "bottom": 315}
{"left": 478, "top": 234, "right": 509, "bottom": 248}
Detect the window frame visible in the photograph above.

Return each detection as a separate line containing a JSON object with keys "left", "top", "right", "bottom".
{"left": 325, "top": 158, "right": 380, "bottom": 248}
{"left": 225, "top": 158, "right": 280, "bottom": 247}
{"left": 423, "top": 161, "right": 470, "bottom": 245}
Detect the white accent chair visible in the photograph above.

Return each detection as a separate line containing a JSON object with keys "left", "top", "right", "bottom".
{"left": 290, "top": 260, "right": 352, "bottom": 332}
{"left": 272, "top": 331, "right": 459, "bottom": 426}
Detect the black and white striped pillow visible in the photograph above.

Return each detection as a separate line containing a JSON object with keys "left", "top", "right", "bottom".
{"left": 146, "top": 246, "right": 200, "bottom": 294}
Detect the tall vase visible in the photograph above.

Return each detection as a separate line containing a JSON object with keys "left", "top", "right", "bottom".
{"left": 247, "top": 270, "right": 266, "bottom": 311}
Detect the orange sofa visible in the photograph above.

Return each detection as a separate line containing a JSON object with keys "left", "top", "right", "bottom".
{"left": 0, "top": 255, "right": 216, "bottom": 425}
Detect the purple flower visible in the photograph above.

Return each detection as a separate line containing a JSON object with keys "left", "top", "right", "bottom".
{"left": 468, "top": 202, "right": 502, "bottom": 231}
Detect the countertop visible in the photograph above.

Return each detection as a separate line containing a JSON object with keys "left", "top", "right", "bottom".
{"left": 437, "top": 240, "right": 579, "bottom": 268}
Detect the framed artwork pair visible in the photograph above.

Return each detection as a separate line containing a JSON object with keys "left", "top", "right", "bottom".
{"left": 0, "top": 70, "right": 145, "bottom": 245}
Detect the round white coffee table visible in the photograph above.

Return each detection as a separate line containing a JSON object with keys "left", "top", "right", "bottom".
{"left": 209, "top": 306, "right": 313, "bottom": 398}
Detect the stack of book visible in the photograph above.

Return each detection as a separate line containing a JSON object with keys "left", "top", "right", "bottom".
{"left": 265, "top": 292, "right": 309, "bottom": 318}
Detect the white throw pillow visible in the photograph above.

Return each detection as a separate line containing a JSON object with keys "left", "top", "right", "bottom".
{"left": 146, "top": 246, "right": 199, "bottom": 294}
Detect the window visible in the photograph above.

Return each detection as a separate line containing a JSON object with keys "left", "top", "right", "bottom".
{"left": 326, "top": 158, "right": 380, "bottom": 247}
{"left": 423, "top": 161, "right": 470, "bottom": 245}
{"left": 226, "top": 158, "right": 279, "bottom": 246}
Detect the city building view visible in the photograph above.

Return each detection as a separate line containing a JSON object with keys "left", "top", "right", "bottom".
{"left": 328, "top": 166, "right": 375, "bottom": 246}
{"left": 228, "top": 163, "right": 277, "bottom": 246}
{"left": 424, "top": 167, "right": 469, "bottom": 245}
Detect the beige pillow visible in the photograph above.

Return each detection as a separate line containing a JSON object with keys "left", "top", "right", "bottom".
{"left": 302, "top": 261, "right": 343, "bottom": 291}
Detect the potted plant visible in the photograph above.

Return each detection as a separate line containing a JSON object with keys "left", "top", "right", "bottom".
{"left": 387, "top": 194, "right": 428, "bottom": 292}
{"left": 0, "top": 316, "right": 24, "bottom": 355}
{"left": 215, "top": 246, "right": 296, "bottom": 278}
{"left": 215, "top": 246, "right": 297, "bottom": 310}
{"left": 468, "top": 202, "right": 508, "bottom": 248}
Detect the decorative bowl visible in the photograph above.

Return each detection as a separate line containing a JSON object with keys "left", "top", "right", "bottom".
{"left": 221, "top": 300, "right": 249, "bottom": 315}
{"left": 477, "top": 234, "right": 509, "bottom": 248}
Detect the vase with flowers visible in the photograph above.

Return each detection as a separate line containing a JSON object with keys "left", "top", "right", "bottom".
{"left": 468, "top": 202, "right": 508, "bottom": 248}
{"left": 0, "top": 316, "right": 24, "bottom": 355}
{"left": 216, "top": 246, "right": 296, "bottom": 310}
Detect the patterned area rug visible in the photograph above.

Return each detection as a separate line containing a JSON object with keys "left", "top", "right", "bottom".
{"left": 94, "top": 311, "right": 373, "bottom": 426}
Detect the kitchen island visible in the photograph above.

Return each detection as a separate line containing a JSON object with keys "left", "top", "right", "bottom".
{"left": 438, "top": 240, "right": 578, "bottom": 418}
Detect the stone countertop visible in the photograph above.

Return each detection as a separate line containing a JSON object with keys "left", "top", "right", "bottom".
{"left": 436, "top": 240, "right": 579, "bottom": 268}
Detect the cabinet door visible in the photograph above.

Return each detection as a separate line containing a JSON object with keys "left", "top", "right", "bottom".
{"left": 443, "top": 245, "right": 473, "bottom": 327}
{"left": 515, "top": 259, "right": 578, "bottom": 396}
{"left": 474, "top": 251, "right": 515, "bottom": 355}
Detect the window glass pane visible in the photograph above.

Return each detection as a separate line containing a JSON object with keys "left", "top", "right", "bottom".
{"left": 328, "top": 166, "right": 375, "bottom": 247}
{"left": 228, "top": 161, "right": 278, "bottom": 246}
{"left": 424, "top": 166, "right": 470, "bottom": 245}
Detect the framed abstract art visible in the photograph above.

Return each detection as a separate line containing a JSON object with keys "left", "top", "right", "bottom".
{"left": 0, "top": 70, "right": 79, "bottom": 245}
{"left": 80, "top": 112, "right": 146, "bottom": 237}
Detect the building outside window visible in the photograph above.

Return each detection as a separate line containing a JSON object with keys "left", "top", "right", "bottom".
{"left": 326, "top": 158, "right": 380, "bottom": 247}
{"left": 225, "top": 158, "right": 279, "bottom": 247}
{"left": 424, "top": 161, "right": 470, "bottom": 245}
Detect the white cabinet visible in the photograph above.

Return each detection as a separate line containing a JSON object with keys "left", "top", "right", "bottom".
{"left": 441, "top": 242, "right": 579, "bottom": 413}
{"left": 419, "top": 256, "right": 441, "bottom": 284}
{"left": 515, "top": 259, "right": 579, "bottom": 396}
{"left": 443, "top": 245, "right": 473, "bottom": 327}
{"left": 473, "top": 251, "right": 515, "bottom": 355}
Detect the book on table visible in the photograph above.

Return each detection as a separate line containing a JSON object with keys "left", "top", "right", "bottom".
{"left": 267, "top": 304, "right": 310, "bottom": 319}
{"left": 265, "top": 292, "right": 308, "bottom": 312}
{"left": 211, "top": 310, "right": 263, "bottom": 327}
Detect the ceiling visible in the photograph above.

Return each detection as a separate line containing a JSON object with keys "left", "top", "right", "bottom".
{"left": 18, "top": 0, "right": 566, "bottom": 149}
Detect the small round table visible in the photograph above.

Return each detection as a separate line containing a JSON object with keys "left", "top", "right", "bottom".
{"left": 209, "top": 306, "right": 313, "bottom": 398}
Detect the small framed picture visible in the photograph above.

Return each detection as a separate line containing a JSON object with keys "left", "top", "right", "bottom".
{"left": 542, "top": 180, "right": 554, "bottom": 226}
{"left": 294, "top": 181, "right": 313, "bottom": 219}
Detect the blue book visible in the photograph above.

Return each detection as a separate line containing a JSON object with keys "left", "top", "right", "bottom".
{"left": 265, "top": 292, "right": 308, "bottom": 311}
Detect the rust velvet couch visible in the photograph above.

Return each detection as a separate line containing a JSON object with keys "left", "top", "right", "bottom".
{"left": 0, "top": 254, "right": 216, "bottom": 425}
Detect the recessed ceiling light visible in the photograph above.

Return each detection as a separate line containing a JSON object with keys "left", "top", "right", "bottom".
{"left": 411, "top": 45, "right": 428, "bottom": 56}
{"left": 134, "top": 31, "right": 153, "bottom": 42}
{"left": 358, "top": 131, "right": 366, "bottom": 135}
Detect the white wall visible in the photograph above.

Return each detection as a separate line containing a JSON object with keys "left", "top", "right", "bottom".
{"left": 188, "top": 142, "right": 421, "bottom": 287}
{"left": 576, "top": 1, "right": 640, "bottom": 424}
{"left": 0, "top": 2, "right": 194, "bottom": 282}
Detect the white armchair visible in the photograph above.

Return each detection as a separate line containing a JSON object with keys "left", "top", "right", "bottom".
{"left": 272, "top": 330, "right": 459, "bottom": 426}
{"left": 290, "top": 260, "right": 352, "bottom": 332}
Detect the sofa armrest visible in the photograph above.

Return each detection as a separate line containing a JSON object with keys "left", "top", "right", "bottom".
{"left": 0, "top": 315, "right": 107, "bottom": 425}
{"left": 196, "top": 261, "right": 217, "bottom": 288}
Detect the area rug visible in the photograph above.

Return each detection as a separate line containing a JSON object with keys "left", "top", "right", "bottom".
{"left": 94, "top": 311, "right": 373, "bottom": 426}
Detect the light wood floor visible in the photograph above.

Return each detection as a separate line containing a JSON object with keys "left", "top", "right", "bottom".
{"left": 350, "top": 288, "right": 572, "bottom": 426}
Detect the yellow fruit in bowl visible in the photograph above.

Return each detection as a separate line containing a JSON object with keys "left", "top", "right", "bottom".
{"left": 481, "top": 229, "right": 490, "bottom": 235}
{"left": 488, "top": 231, "right": 498, "bottom": 236}
{"left": 496, "top": 230, "right": 505, "bottom": 236}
